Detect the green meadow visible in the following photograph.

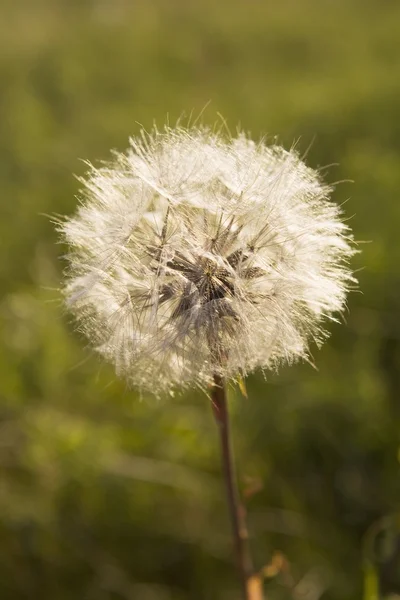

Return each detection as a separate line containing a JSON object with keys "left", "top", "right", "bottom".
{"left": 1, "top": 1, "right": 400, "bottom": 598}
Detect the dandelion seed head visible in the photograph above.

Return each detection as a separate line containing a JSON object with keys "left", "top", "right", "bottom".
{"left": 60, "top": 125, "right": 356, "bottom": 395}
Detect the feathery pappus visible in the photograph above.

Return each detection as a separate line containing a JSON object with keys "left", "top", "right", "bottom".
{"left": 59, "top": 125, "right": 355, "bottom": 395}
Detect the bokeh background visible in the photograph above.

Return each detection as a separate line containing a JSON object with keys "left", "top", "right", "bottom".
{"left": 1, "top": 0, "right": 400, "bottom": 598}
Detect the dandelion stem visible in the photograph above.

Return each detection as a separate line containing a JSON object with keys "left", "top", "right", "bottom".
{"left": 211, "top": 374, "right": 253, "bottom": 599}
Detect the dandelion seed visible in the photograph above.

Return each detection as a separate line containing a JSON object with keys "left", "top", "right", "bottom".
{"left": 59, "top": 125, "right": 355, "bottom": 395}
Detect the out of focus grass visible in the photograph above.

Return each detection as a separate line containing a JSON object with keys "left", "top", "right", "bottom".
{"left": 1, "top": 1, "right": 400, "bottom": 598}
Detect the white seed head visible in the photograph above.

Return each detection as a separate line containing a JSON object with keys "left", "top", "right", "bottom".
{"left": 60, "top": 125, "right": 355, "bottom": 395}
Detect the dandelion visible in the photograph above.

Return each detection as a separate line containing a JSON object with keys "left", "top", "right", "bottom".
{"left": 59, "top": 124, "right": 355, "bottom": 599}
{"left": 60, "top": 125, "right": 354, "bottom": 395}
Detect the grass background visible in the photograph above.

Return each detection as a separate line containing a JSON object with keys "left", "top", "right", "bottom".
{"left": 1, "top": 0, "right": 400, "bottom": 598}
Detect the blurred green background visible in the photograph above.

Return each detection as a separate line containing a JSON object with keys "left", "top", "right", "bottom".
{"left": 1, "top": 0, "right": 400, "bottom": 598}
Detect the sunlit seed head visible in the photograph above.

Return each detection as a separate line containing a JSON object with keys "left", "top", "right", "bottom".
{"left": 59, "top": 125, "right": 356, "bottom": 395}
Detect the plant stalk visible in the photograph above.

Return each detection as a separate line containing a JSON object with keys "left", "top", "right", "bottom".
{"left": 211, "top": 373, "right": 253, "bottom": 599}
